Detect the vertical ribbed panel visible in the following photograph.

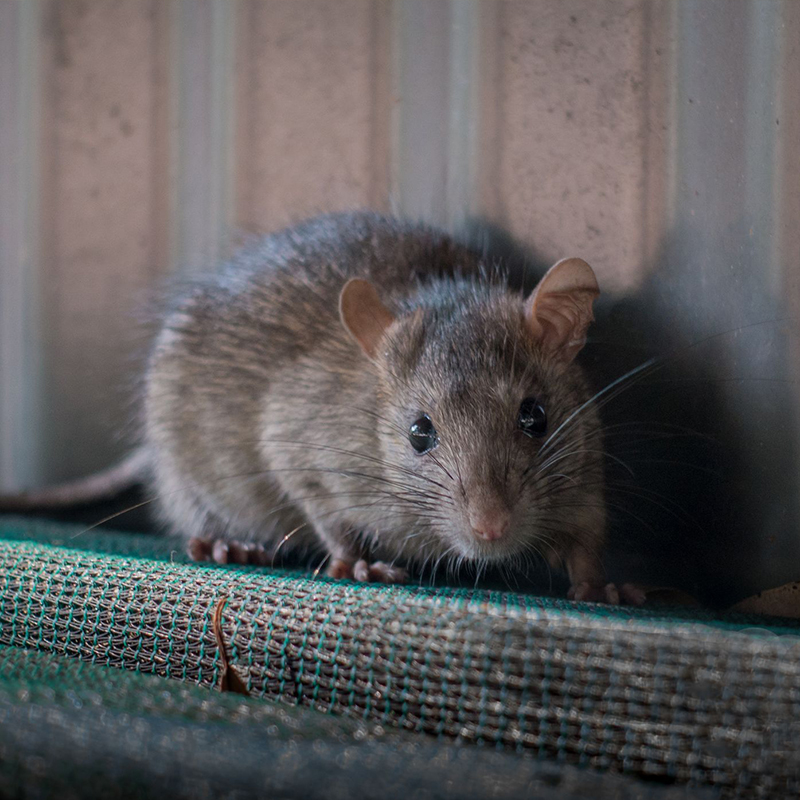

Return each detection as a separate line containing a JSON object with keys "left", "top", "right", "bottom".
{"left": 234, "top": 0, "right": 390, "bottom": 233}
{"left": 172, "top": 0, "right": 236, "bottom": 272}
{"left": 475, "top": 0, "right": 662, "bottom": 292}
{"left": 0, "top": 0, "right": 44, "bottom": 491}
{"left": 658, "top": 0, "right": 799, "bottom": 595}
{"left": 390, "top": 0, "right": 480, "bottom": 230}
{"left": 33, "top": 0, "right": 173, "bottom": 482}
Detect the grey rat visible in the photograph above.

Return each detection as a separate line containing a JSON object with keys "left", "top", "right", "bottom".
{"left": 0, "top": 211, "right": 643, "bottom": 604}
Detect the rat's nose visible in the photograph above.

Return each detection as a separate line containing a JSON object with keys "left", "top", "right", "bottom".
{"left": 469, "top": 508, "right": 511, "bottom": 542}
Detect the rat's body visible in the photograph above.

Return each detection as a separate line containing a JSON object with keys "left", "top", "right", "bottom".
{"left": 146, "top": 212, "right": 482, "bottom": 572}
{"left": 1, "top": 211, "right": 642, "bottom": 603}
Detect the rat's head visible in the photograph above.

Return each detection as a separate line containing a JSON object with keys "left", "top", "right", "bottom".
{"left": 339, "top": 259, "right": 603, "bottom": 569}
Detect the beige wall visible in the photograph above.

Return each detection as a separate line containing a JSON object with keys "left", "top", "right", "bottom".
{"left": 4, "top": 0, "right": 395, "bottom": 484}
{"left": 235, "top": 0, "right": 392, "bottom": 232}
{"left": 37, "top": 0, "right": 173, "bottom": 481}
{"left": 1, "top": 1, "right": 797, "bottom": 536}
{"left": 478, "top": 0, "right": 672, "bottom": 292}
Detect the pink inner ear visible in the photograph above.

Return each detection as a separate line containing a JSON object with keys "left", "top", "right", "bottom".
{"left": 534, "top": 290, "right": 596, "bottom": 352}
{"left": 339, "top": 278, "right": 396, "bottom": 360}
{"left": 526, "top": 258, "right": 599, "bottom": 363}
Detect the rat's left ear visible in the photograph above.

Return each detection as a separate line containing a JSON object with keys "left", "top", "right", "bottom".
{"left": 524, "top": 257, "right": 599, "bottom": 364}
{"left": 339, "top": 278, "right": 396, "bottom": 360}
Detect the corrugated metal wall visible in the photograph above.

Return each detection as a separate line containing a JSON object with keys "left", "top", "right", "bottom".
{"left": 1, "top": 0, "right": 798, "bottom": 600}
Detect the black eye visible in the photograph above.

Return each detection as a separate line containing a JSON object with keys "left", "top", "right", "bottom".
{"left": 409, "top": 414, "right": 438, "bottom": 454}
{"left": 518, "top": 397, "right": 547, "bottom": 438}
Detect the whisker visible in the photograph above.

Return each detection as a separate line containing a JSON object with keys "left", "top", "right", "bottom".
{"left": 539, "top": 358, "right": 658, "bottom": 459}
{"left": 247, "top": 439, "right": 452, "bottom": 494}
{"left": 271, "top": 522, "right": 308, "bottom": 562}
{"left": 312, "top": 552, "right": 332, "bottom": 579}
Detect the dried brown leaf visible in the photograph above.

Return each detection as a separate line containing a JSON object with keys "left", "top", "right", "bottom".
{"left": 212, "top": 597, "right": 250, "bottom": 695}
{"left": 728, "top": 582, "right": 800, "bottom": 619}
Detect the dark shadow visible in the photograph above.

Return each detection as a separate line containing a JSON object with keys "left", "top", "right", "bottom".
{"left": 463, "top": 216, "right": 799, "bottom": 607}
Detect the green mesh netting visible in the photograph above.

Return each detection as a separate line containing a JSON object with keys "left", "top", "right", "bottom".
{"left": 0, "top": 644, "right": 710, "bottom": 800}
{"left": 0, "top": 515, "right": 798, "bottom": 799}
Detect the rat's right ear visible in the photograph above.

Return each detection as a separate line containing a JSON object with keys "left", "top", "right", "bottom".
{"left": 524, "top": 257, "right": 600, "bottom": 364}
{"left": 339, "top": 278, "right": 396, "bottom": 360}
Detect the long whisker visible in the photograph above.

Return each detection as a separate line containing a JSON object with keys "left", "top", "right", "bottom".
{"left": 312, "top": 552, "right": 332, "bottom": 579}
{"left": 271, "top": 522, "right": 308, "bottom": 562}
{"left": 538, "top": 357, "right": 658, "bottom": 459}
{"left": 543, "top": 317, "right": 790, "bottom": 459}
{"left": 244, "top": 439, "right": 452, "bottom": 494}
{"left": 71, "top": 459, "right": 452, "bottom": 538}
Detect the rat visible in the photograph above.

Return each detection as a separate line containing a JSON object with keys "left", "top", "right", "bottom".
{"left": 0, "top": 211, "right": 644, "bottom": 605}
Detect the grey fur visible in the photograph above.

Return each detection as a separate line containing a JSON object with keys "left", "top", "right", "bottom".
{"left": 143, "top": 212, "right": 607, "bottom": 584}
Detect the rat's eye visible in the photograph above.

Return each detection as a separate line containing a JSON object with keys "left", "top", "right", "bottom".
{"left": 409, "top": 414, "right": 438, "bottom": 454}
{"left": 518, "top": 398, "right": 547, "bottom": 438}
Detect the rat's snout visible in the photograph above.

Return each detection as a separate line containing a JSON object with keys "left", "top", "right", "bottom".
{"left": 468, "top": 503, "right": 511, "bottom": 542}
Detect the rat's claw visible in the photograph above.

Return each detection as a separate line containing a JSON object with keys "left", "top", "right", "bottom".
{"left": 327, "top": 558, "right": 355, "bottom": 580}
{"left": 619, "top": 583, "right": 647, "bottom": 606}
{"left": 188, "top": 537, "right": 274, "bottom": 567}
{"left": 569, "top": 581, "right": 644, "bottom": 606}
{"left": 326, "top": 558, "right": 407, "bottom": 584}
{"left": 354, "top": 559, "right": 408, "bottom": 584}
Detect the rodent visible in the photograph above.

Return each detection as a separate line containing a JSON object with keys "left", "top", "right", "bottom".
{"left": 0, "top": 211, "right": 644, "bottom": 605}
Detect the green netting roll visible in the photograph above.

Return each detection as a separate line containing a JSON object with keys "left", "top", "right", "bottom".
{"left": 0, "top": 518, "right": 799, "bottom": 798}
{"left": 0, "top": 644, "right": 710, "bottom": 800}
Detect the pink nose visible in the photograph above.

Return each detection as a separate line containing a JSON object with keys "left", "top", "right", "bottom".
{"left": 470, "top": 509, "right": 511, "bottom": 542}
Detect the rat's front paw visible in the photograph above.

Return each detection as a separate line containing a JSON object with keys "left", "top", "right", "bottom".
{"left": 326, "top": 558, "right": 407, "bottom": 584}
{"left": 188, "top": 537, "right": 272, "bottom": 566}
{"left": 327, "top": 557, "right": 355, "bottom": 580}
{"left": 353, "top": 559, "right": 407, "bottom": 584}
{"left": 568, "top": 581, "right": 646, "bottom": 606}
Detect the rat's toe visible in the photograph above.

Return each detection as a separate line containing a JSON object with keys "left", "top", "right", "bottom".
{"left": 193, "top": 537, "right": 274, "bottom": 567}
{"left": 212, "top": 540, "right": 230, "bottom": 564}
{"left": 327, "top": 558, "right": 355, "bottom": 580}
{"left": 570, "top": 581, "right": 615, "bottom": 604}
{"left": 369, "top": 561, "right": 408, "bottom": 583}
{"left": 570, "top": 581, "right": 644, "bottom": 606}
{"left": 603, "top": 583, "right": 621, "bottom": 605}
{"left": 570, "top": 581, "right": 596, "bottom": 602}
{"left": 251, "top": 544, "right": 273, "bottom": 566}
{"left": 187, "top": 537, "right": 212, "bottom": 562}
{"left": 352, "top": 560, "right": 407, "bottom": 584}
{"left": 620, "top": 583, "right": 647, "bottom": 606}
{"left": 353, "top": 559, "right": 371, "bottom": 582}
{"left": 328, "top": 558, "right": 407, "bottom": 584}
{"left": 227, "top": 540, "right": 258, "bottom": 565}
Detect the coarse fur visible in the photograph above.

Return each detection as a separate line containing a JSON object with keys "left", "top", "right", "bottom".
{"left": 143, "top": 211, "right": 617, "bottom": 597}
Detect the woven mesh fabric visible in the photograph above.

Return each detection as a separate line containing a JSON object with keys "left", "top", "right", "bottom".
{"left": 0, "top": 647, "right": 711, "bottom": 800}
{"left": 4, "top": 515, "right": 799, "bottom": 632}
{"left": 0, "top": 645, "right": 710, "bottom": 800}
{"left": 0, "top": 515, "right": 799, "bottom": 799}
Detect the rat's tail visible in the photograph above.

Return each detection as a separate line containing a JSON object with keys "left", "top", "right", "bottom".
{"left": 0, "top": 447, "right": 149, "bottom": 512}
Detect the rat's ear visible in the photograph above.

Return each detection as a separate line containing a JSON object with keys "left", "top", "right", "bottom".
{"left": 339, "top": 278, "right": 396, "bottom": 360}
{"left": 524, "top": 257, "right": 599, "bottom": 364}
